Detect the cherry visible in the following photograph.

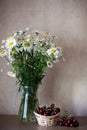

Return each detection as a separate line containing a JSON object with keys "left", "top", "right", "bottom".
{"left": 44, "top": 113, "right": 48, "bottom": 116}
{"left": 57, "top": 121, "right": 63, "bottom": 126}
{"left": 50, "top": 104, "right": 55, "bottom": 108}
{"left": 73, "top": 121, "right": 79, "bottom": 127}
{"left": 65, "top": 122, "right": 70, "bottom": 127}
{"left": 42, "top": 106, "right": 46, "bottom": 109}
{"left": 70, "top": 123, "right": 74, "bottom": 127}
{"left": 36, "top": 104, "right": 60, "bottom": 116}
{"left": 67, "top": 119, "right": 71, "bottom": 124}
{"left": 57, "top": 115, "right": 79, "bottom": 127}
{"left": 62, "top": 116, "right": 66, "bottom": 121}
{"left": 50, "top": 112, "right": 55, "bottom": 116}
{"left": 73, "top": 118, "right": 77, "bottom": 123}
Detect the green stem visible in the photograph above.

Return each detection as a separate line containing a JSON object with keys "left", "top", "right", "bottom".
{"left": 18, "top": 92, "right": 39, "bottom": 122}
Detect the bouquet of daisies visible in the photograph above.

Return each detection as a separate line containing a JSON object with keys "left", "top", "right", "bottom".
{"left": 0, "top": 29, "right": 63, "bottom": 122}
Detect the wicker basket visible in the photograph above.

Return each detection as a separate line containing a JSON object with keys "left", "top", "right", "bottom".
{"left": 34, "top": 111, "right": 61, "bottom": 127}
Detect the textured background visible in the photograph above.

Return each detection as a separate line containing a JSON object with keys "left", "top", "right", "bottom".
{"left": 0, "top": 0, "right": 87, "bottom": 116}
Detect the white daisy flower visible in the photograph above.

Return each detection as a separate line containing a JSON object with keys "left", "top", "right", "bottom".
{"left": 7, "top": 71, "right": 16, "bottom": 77}
{"left": 15, "top": 46, "right": 23, "bottom": 52}
{"left": 0, "top": 69, "right": 3, "bottom": 72}
{"left": 35, "top": 36, "right": 44, "bottom": 42}
{"left": 2, "top": 39, "right": 6, "bottom": 43}
{"left": 13, "top": 32, "right": 18, "bottom": 37}
{"left": 5, "top": 37, "right": 16, "bottom": 49}
{"left": 1, "top": 45, "right": 5, "bottom": 49}
{"left": 47, "top": 47, "right": 59, "bottom": 56}
{"left": 47, "top": 61, "right": 53, "bottom": 68}
{"left": 28, "top": 35, "right": 34, "bottom": 39}
{"left": 19, "top": 30, "right": 23, "bottom": 35}
{"left": 21, "top": 39, "right": 27, "bottom": 43}
{"left": 23, "top": 42, "right": 32, "bottom": 52}
{"left": 53, "top": 58, "right": 59, "bottom": 63}
{"left": 44, "top": 31, "right": 49, "bottom": 35}
{"left": 0, "top": 50, "right": 7, "bottom": 57}
{"left": 33, "top": 30, "right": 39, "bottom": 35}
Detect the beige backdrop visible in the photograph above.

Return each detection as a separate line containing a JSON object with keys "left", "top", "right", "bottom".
{"left": 0, "top": 0, "right": 87, "bottom": 116}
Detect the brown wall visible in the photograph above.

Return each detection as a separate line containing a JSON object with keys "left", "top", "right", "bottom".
{"left": 0, "top": 0, "right": 87, "bottom": 116}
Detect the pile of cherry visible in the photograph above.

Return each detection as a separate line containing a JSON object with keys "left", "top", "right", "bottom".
{"left": 36, "top": 104, "right": 60, "bottom": 116}
{"left": 57, "top": 115, "right": 79, "bottom": 127}
{"left": 36, "top": 104, "right": 79, "bottom": 127}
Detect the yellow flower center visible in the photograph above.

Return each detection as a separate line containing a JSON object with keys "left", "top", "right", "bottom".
{"left": 21, "top": 39, "right": 26, "bottom": 43}
{"left": 9, "top": 42, "right": 14, "bottom": 46}
{"left": 50, "top": 49, "right": 56, "bottom": 53}
{"left": 25, "top": 43, "right": 30, "bottom": 47}
{"left": 10, "top": 72, "right": 14, "bottom": 76}
{"left": 28, "top": 35, "right": 34, "bottom": 39}
{"left": 45, "top": 32, "right": 49, "bottom": 35}
{"left": 0, "top": 50, "right": 5, "bottom": 54}
{"left": 48, "top": 62, "right": 51, "bottom": 65}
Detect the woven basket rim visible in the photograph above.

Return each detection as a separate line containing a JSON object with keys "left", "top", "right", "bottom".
{"left": 34, "top": 111, "right": 61, "bottom": 118}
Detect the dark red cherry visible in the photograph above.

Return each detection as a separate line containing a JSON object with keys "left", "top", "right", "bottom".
{"left": 65, "top": 122, "right": 70, "bottom": 127}
{"left": 57, "top": 121, "right": 63, "bottom": 126}
{"left": 50, "top": 104, "right": 55, "bottom": 108}
{"left": 70, "top": 123, "right": 74, "bottom": 127}
{"left": 63, "top": 116, "right": 66, "bottom": 120}
{"left": 44, "top": 113, "right": 48, "bottom": 116}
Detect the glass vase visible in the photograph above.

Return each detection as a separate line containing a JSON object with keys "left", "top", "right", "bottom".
{"left": 18, "top": 86, "right": 39, "bottom": 122}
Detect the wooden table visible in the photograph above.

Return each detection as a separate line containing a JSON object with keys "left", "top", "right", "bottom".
{"left": 0, "top": 115, "right": 87, "bottom": 130}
